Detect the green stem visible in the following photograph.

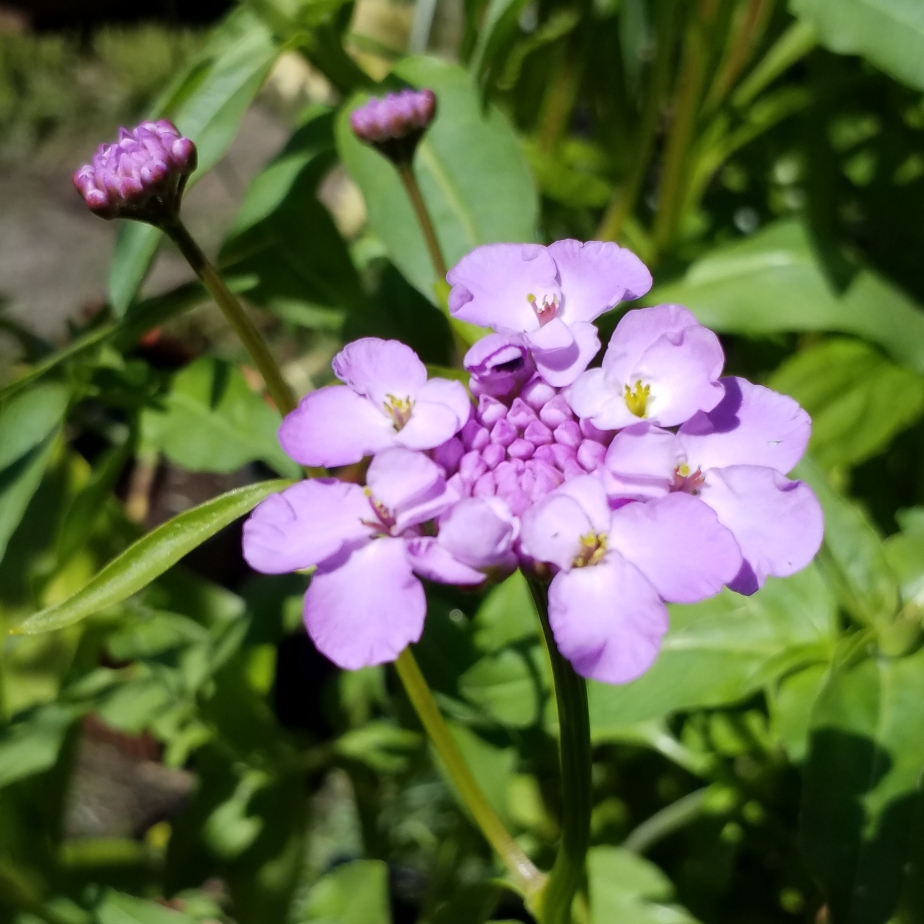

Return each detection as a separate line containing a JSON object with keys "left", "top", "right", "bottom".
{"left": 536, "top": 37, "right": 584, "bottom": 155}
{"left": 651, "top": 0, "right": 721, "bottom": 262}
{"left": 597, "top": 0, "right": 680, "bottom": 245}
{"left": 527, "top": 577, "right": 592, "bottom": 924}
{"left": 163, "top": 218, "right": 298, "bottom": 417}
{"left": 398, "top": 164, "right": 448, "bottom": 280}
{"left": 394, "top": 648, "right": 545, "bottom": 902}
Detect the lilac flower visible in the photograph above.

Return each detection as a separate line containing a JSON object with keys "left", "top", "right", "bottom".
{"left": 567, "top": 305, "right": 725, "bottom": 430}
{"left": 604, "top": 377, "right": 823, "bottom": 594}
{"left": 520, "top": 476, "right": 741, "bottom": 684}
{"left": 448, "top": 241, "right": 652, "bottom": 388}
{"left": 73, "top": 120, "right": 197, "bottom": 221}
{"left": 280, "top": 338, "right": 472, "bottom": 468}
{"left": 350, "top": 89, "right": 437, "bottom": 165}
{"left": 435, "top": 377, "right": 612, "bottom": 516}
{"left": 243, "top": 448, "right": 515, "bottom": 669}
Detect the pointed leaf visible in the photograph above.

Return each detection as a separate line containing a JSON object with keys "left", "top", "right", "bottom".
{"left": 15, "top": 479, "right": 293, "bottom": 635}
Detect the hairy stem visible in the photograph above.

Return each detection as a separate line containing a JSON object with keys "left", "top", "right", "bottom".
{"left": 527, "top": 577, "right": 592, "bottom": 924}
{"left": 394, "top": 648, "right": 545, "bottom": 901}
{"left": 164, "top": 218, "right": 297, "bottom": 417}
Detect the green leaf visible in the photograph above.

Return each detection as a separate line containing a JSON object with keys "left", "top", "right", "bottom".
{"left": 884, "top": 507, "right": 924, "bottom": 609}
{"left": 588, "top": 846, "right": 701, "bottom": 924}
{"left": 770, "top": 662, "right": 829, "bottom": 763}
{"left": 302, "top": 859, "right": 392, "bottom": 924}
{"left": 0, "top": 703, "right": 82, "bottom": 788}
{"left": 109, "top": 8, "right": 282, "bottom": 314}
{"left": 471, "top": 570, "right": 537, "bottom": 651}
{"left": 15, "top": 479, "right": 293, "bottom": 635}
{"left": 801, "top": 645, "right": 924, "bottom": 924}
{"left": 796, "top": 458, "right": 899, "bottom": 627}
{"left": 94, "top": 889, "right": 198, "bottom": 924}
{"left": 0, "top": 382, "right": 70, "bottom": 563}
{"left": 458, "top": 646, "right": 546, "bottom": 728}
{"left": 649, "top": 221, "right": 924, "bottom": 374}
{"left": 589, "top": 565, "right": 836, "bottom": 730}
{"left": 334, "top": 721, "right": 422, "bottom": 774}
{"left": 221, "top": 106, "right": 365, "bottom": 328}
{"left": 791, "top": 0, "right": 924, "bottom": 91}
{"left": 141, "top": 357, "right": 300, "bottom": 476}
{"left": 769, "top": 339, "right": 924, "bottom": 469}
{"left": 336, "top": 55, "right": 538, "bottom": 303}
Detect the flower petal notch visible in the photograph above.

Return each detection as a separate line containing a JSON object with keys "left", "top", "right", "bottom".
{"left": 279, "top": 338, "right": 472, "bottom": 468}
{"left": 448, "top": 240, "right": 652, "bottom": 388}
{"left": 73, "top": 120, "right": 197, "bottom": 223}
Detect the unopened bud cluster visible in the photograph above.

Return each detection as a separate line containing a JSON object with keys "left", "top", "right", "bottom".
{"left": 73, "top": 120, "right": 197, "bottom": 222}
{"left": 350, "top": 89, "right": 437, "bottom": 165}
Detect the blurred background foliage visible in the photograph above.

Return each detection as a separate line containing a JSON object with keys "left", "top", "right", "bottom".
{"left": 2, "top": 0, "right": 924, "bottom": 923}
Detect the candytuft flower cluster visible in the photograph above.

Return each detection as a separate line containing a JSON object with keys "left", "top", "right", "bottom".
{"left": 243, "top": 240, "right": 823, "bottom": 684}
{"left": 73, "top": 120, "right": 196, "bottom": 222}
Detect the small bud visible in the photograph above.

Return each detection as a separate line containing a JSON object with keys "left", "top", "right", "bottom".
{"left": 73, "top": 120, "right": 198, "bottom": 223}
{"left": 349, "top": 88, "right": 437, "bottom": 166}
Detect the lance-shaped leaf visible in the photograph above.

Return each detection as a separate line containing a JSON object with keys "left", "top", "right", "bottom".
{"left": 801, "top": 644, "right": 924, "bottom": 924}
{"left": 15, "top": 479, "right": 293, "bottom": 635}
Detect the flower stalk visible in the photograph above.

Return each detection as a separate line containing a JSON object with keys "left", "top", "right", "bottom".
{"left": 527, "top": 577, "right": 592, "bottom": 924}
{"left": 162, "top": 217, "right": 298, "bottom": 418}
{"left": 393, "top": 647, "right": 546, "bottom": 903}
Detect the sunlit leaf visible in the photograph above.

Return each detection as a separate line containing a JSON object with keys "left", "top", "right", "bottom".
{"left": 16, "top": 479, "right": 293, "bottom": 635}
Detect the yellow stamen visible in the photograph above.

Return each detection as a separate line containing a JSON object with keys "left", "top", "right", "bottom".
{"left": 624, "top": 380, "right": 650, "bottom": 418}
{"left": 573, "top": 532, "right": 607, "bottom": 568}
{"left": 384, "top": 394, "right": 413, "bottom": 430}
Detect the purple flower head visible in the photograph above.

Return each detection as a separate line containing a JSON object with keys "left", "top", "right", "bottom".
{"left": 280, "top": 338, "right": 472, "bottom": 468}
{"left": 73, "top": 120, "right": 197, "bottom": 222}
{"left": 604, "top": 377, "right": 824, "bottom": 594}
{"left": 436, "top": 377, "right": 613, "bottom": 516}
{"left": 520, "top": 476, "right": 741, "bottom": 684}
{"left": 567, "top": 305, "right": 725, "bottom": 430}
{"left": 350, "top": 88, "right": 437, "bottom": 165}
{"left": 448, "top": 240, "right": 652, "bottom": 388}
{"left": 242, "top": 448, "right": 510, "bottom": 669}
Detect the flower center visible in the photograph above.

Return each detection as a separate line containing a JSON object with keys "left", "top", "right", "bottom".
{"left": 623, "top": 380, "right": 650, "bottom": 418}
{"left": 527, "top": 292, "right": 560, "bottom": 327}
{"left": 672, "top": 463, "right": 705, "bottom": 494}
{"left": 362, "top": 489, "right": 396, "bottom": 533}
{"left": 384, "top": 394, "right": 413, "bottom": 430}
{"left": 573, "top": 532, "right": 607, "bottom": 568}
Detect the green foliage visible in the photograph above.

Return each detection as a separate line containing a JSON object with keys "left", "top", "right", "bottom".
{"left": 7, "top": 0, "right": 924, "bottom": 922}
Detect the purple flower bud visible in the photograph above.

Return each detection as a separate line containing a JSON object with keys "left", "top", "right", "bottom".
{"left": 350, "top": 88, "right": 437, "bottom": 165}
{"left": 73, "top": 120, "right": 197, "bottom": 223}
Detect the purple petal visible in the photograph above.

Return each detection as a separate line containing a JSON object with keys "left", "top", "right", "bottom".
{"left": 679, "top": 377, "right": 811, "bottom": 474}
{"left": 279, "top": 386, "right": 394, "bottom": 467}
{"left": 416, "top": 377, "right": 472, "bottom": 428}
{"left": 396, "top": 401, "right": 468, "bottom": 451}
{"left": 304, "top": 538, "right": 425, "bottom": 669}
{"left": 603, "top": 423, "right": 680, "bottom": 500}
{"left": 608, "top": 494, "right": 742, "bottom": 603}
{"left": 547, "top": 239, "right": 652, "bottom": 323}
{"left": 447, "top": 243, "right": 559, "bottom": 331}
{"left": 464, "top": 332, "right": 535, "bottom": 399}
{"left": 405, "top": 536, "right": 486, "bottom": 585}
{"left": 242, "top": 479, "right": 372, "bottom": 574}
{"left": 698, "top": 465, "right": 824, "bottom": 594}
{"left": 531, "top": 319, "right": 601, "bottom": 387}
{"left": 436, "top": 496, "right": 519, "bottom": 570}
{"left": 520, "top": 494, "right": 592, "bottom": 570}
{"left": 551, "top": 474, "right": 611, "bottom": 532}
{"left": 366, "top": 447, "right": 457, "bottom": 531}
{"left": 547, "top": 557, "right": 667, "bottom": 684}
{"left": 332, "top": 338, "right": 428, "bottom": 406}
{"left": 565, "top": 367, "right": 610, "bottom": 424}
{"left": 602, "top": 304, "right": 702, "bottom": 375}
